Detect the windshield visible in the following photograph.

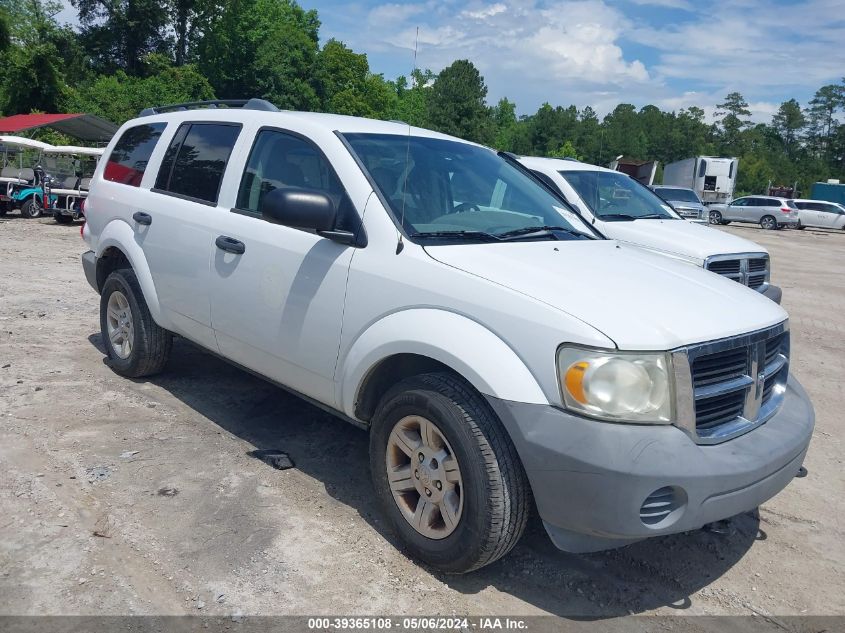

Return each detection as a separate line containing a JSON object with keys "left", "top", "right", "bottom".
{"left": 654, "top": 187, "right": 700, "bottom": 204}
{"left": 342, "top": 133, "right": 597, "bottom": 242}
{"left": 559, "top": 170, "right": 678, "bottom": 220}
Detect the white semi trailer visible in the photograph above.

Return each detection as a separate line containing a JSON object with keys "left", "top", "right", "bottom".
{"left": 662, "top": 156, "right": 738, "bottom": 206}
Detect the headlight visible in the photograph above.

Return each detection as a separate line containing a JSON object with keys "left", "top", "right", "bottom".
{"left": 557, "top": 347, "right": 673, "bottom": 423}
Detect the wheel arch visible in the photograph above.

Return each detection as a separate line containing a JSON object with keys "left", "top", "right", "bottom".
{"left": 338, "top": 308, "right": 550, "bottom": 422}
{"left": 94, "top": 220, "right": 166, "bottom": 327}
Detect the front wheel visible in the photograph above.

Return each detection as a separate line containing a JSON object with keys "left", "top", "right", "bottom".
{"left": 370, "top": 372, "right": 530, "bottom": 573}
{"left": 20, "top": 197, "right": 43, "bottom": 218}
{"left": 709, "top": 210, "right": 723, "bottom": 225}
{"left": 100, "top": 268, "right": 172, "bottom": 378}
{"left": 760, "top": 215, "right": 777, "bottom": 230}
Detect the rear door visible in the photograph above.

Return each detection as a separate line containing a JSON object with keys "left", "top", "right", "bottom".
{"left": 206, "top": 128, "right": 358, "bottom": 406}
{"left": 815, "top": 202, "right": 840, "bottom": 227}
{"left": 140, "top": 121, "right": 242, "bottom": 349}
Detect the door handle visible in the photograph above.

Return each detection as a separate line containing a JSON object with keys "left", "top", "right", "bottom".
{"left": 132, "top": 211, "right": 152, "bottom": 226}
{"left": 215, "top": 235, "right": 245, "bottom": 255}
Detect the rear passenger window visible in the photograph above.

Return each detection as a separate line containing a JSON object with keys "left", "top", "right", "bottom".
{"left": 235, "top": 129, "right": 356, "bottom": 230}
{"left": 154, "top": 123, "right": 241, "bottom": 204}
{"left": 104, "top": 123, "right": 166, "bottom": 187}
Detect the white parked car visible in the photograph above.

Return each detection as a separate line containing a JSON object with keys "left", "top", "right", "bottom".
{"left": 710, "top": 195, "right": 801, "bottom": 230}
{"left": 793, "top": 198, "right": 845, "bottom": 230}
{"left": 519, "top": 157, "right": 782, "bottom": 303}
{"left": 81, "top": 100, "right": 814, "bottom": 572}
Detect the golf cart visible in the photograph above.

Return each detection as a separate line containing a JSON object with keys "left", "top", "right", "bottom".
{"left": 0, "top": 136, "right": 57, "bottom": 218}
{"left": 41, "top": 145, "right": 104, "bottom": 224}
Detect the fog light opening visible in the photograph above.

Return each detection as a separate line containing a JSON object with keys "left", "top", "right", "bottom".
{"left": 640, "top": 486, "right": 687, "bottom": 528}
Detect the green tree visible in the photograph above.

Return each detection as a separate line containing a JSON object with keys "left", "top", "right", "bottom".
{"left": 426, "top": 59, "right": 492, "bottom": 144}
{"left": 715, "top": 91, "right": 751, "bottom": 154}
{"left": 805, "top": 84, "right": 843, "bottom": 162}
{"left": 72, "top": 0, "right": 169, "bottom": 75}
{"left": 771, "top": 98, "right": 805, "bottom": 159}
{"left": 388, "top": 69, "right": 433, "bottom": 127}
{"left": 549, "top": 140, "right": 582, "bottom": 160}
{"left": 491, "top": 97, "right": 517, "bottom": 150}
{"left": 312, "top": 38, "right": 392, "bottom": 117}
{"left": 68, "top": 60, "right": 214, "bottom": 124}
{"left": 0, "top": 43, "right": 66, "bottom": 113}
{"left": 196, "top": 0, "right": 320, "bottom": 110}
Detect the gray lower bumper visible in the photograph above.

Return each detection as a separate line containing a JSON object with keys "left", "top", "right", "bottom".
{"left": 762, "top": 284, "right": 782, "bottom": 304}
{"left": 485, "top": 375, "right": 814, "bottom": 553}
{"left": 81, "top": 250, "right": 98, "bottom": 293}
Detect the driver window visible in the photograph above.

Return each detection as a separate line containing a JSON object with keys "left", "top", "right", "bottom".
{"left": 236, "top": 129, "right": 355, "bottom": 230}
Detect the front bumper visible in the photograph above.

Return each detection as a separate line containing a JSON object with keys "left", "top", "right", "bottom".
{"left": 81, "top": 250, "right": 98, "bottom": 292}
{"left": 486, "top": 374, "right": 814, "bottom": 553}
{"left": 762, "top": 284, "right": 782, "bottom": 304}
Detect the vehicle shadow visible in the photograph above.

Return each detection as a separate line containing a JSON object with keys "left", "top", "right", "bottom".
{"left": 90, "top": 335, "right": 761, "bottom": 617}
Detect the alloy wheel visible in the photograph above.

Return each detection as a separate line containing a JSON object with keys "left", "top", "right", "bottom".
{"left": 385, "top": 415, "right": 463, "bottom": 539}
{"left": 106, "top": 290, "right": 134, "bottom": 359}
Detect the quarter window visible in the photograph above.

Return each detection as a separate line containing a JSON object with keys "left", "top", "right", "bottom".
{"left": 236, "top": 129, "right": 356, "bottom": 230}
{"left": 104, "top": 123, "right": 166, "bottom": 187}
{"left": 154, "top": 122, "right": 241, "bottom": 204}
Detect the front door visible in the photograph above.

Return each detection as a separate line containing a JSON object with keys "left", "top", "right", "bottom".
{"left": 206, "top": 129, "right": 357, "bottom": 406}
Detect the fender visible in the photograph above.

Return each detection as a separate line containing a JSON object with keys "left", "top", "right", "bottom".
{"left": 338, "top": 308, "right": 550, "bottom": 418}
{"left": 94, "top": 219, "right": 173, "bottom": 330}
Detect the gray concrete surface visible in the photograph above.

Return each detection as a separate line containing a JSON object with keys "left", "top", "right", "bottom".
{"left": 0, "top": 216, "right": 842, "bottom": 617}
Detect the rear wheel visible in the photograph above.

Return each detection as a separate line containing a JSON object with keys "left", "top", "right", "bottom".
{"left": 100, "top": 268, "right": 172, "bottom": 378}
{"left": 54, "top": 212, "right": 73, "bottom": 224}
{"left": 709, "top": 210, "right": 723, "bottom": 225}
{"left": 795, "top": 221, "right": 806, "bottom": 230}
{"left": 370, "top": 372, "right": 530, "bottom": 573}
{"left": 760, "top": 215, "right": 777, "bottom": 230}
{"left": 20, "top": 197, "right": 43, "bottom": 218}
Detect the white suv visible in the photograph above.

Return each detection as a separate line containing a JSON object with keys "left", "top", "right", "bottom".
{"left": 81, "top": 100, "right": 814, "bottom": 573}
{"left": 519, "top": 157, "right": 782, "bottom": 303}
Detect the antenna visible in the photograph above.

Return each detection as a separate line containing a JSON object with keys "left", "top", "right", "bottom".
{"left": 396, "top": 26, "right": 419, "bottom": 255}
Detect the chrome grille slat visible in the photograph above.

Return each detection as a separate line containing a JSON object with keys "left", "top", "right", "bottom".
{"left": 705, "top": 253, "right": 770, "bottom": 292}
{"left": 679, "top": 322, "right": 790, "bottom": 444}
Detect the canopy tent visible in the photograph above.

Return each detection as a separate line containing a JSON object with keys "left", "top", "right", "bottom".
{"left": 0, "top": 113, "right": 117, "bottom": 143}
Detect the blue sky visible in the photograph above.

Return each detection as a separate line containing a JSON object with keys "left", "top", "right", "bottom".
{"left": 58, "top": 0, "right": 845, "bottom": 121}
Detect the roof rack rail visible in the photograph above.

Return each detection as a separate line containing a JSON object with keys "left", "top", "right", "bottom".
{"left": 139, "top": 98, "right": 280, "bottom": 117}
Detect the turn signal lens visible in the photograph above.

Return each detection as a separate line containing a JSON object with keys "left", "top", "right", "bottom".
{"left": 564, "top": 362, "right": 589, "bottom": 404}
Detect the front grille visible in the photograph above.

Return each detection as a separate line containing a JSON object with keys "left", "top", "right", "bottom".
{"left": 748, "top": 273, "right": 766, "bottom": 288}
{"left": 692, "top": 347, "right": 748, "bottom": 387}
{"left": 706, "top": 255, "right": 769, "bottom": 291}
{"left": 707, "top": 259, "right": 741, "bottom": 275}
{"left": 683, "top": 323, "right": 789, "bottom": 443}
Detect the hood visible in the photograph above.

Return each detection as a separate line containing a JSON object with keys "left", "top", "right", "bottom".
{"left": 424, "top": 240, "right": 786, "bottom": 350}
{"left": 597, "top": 218, "right": 768, "bottom": 263}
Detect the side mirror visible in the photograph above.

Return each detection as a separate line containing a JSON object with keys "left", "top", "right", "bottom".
{"left": 261, "top": 187, "right": 337, "bottom": 231}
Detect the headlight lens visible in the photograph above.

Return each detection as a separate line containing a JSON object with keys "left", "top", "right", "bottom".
{"left": 558, "top": 347, "right": 673, "bottom": 423}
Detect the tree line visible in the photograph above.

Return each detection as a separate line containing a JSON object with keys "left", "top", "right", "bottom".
{"left": 1, "top": 0, "right": 844, "bottom": 196}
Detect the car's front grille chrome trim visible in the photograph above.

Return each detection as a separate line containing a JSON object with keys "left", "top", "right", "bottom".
{"left": 672, "top": 321, "right": 789, "bottom": 445}
{"left": 704, "top": 252, "right": 770, "bottom": 293}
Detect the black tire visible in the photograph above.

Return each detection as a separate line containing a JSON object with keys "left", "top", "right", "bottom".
{"left": 100, "top": 268, "right": 172, "bottom": 378}
{"left": 795, "top": 222, "right": 806, "bottom": 230}
{"left": 708, "top": 210, "right": 723, "bottom": 225}
{"left": 370, "top": 372, "right": 530, "bottom": 573}
{"left": 760, "top": 215, "right": 777, "bottom": 230}
{"left": 20, "top": 197, "right": 43, "bottom": 218}
{"left": 54, "top": 213, "right": 73, "bottom": 224}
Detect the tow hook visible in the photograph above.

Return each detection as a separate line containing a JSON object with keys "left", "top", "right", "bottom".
{"left": 795, "top": 466, "right": 808, "bottom": 478}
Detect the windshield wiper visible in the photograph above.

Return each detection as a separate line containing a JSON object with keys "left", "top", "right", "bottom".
{"left": 413, "top": 230, "right": 501, "bottom": 242}
{"left": 597, "top": 213, "right": 638, "bottom": 221}
{"left": 636, "top": 213, "right": 673, "bottom": 219}
{"left": 497, "top": 225, "right": 592, "bottom": 240}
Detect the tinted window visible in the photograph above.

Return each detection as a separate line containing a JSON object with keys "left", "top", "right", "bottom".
{"left": 156, "top": 123, "right": 240, "bottom": 204}
{"left": 104, "top": 123, "right": 166, "bottom": 187}
{"left": 236, "top": 129, "right": 356, "bottom": 231}
{"left": 786, "top": 200, "right": 798, "bottom": 209}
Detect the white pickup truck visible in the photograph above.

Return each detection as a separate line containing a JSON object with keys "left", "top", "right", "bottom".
{"left": 81, "top": 100, "right": 813, "bottom": 572}
{"left": 519, "top": 157, "right": 782, "bottom": 304}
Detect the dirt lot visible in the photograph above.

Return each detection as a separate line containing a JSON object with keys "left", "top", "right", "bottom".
{"left": 1, "top": 215, "right": 843, "bottom": 619}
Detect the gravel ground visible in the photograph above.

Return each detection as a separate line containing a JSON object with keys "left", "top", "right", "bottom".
{"left": 0, "top": 215, "right": 843, "bottom": 619}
